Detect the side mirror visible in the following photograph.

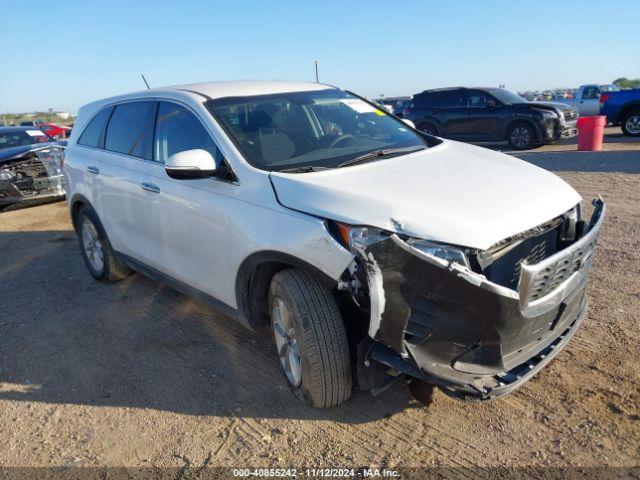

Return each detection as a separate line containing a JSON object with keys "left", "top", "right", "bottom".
{"left": 486, "top": 100, "right": 496, "bottom": 109}
{"left": 165, "top": 149, "right": 217, "bottom": 180}
{"left": 402, "top": 118, "right": 416, "bottom": 129}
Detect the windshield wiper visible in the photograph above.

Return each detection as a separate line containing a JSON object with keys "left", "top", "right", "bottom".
{"left": 336, "top": 146, "right": 425, "bottom": 168}
{"left": 278, "top": 165, "right": 330, "bottom": 173}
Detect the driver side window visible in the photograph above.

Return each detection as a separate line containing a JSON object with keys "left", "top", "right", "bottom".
{"left": 582, "top": 87, "right": 600, "bottom": 100}
{"left": 154, "top": 102, "right": 222, "bottom": 164}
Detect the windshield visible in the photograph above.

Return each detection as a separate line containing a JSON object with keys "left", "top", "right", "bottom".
{"left": 206, "top": 89, "right": 427, "bottom": 171}
{"left": 489, "top": 89, "right": 529, "bottom": 105}
{"left": 0, "top": 130, "right": 51, "bottom": 150}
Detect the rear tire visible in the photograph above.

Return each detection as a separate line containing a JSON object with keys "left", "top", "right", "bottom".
{"left": 269, "top": 268, "right": 352, "bottom": 408}
{"left": 417, "top": 122, "right": 438, "bottom": 136}
{"left": 77, "top": 207, "right": 131, "bottom": 282}
{"left": 621, "top": 109, "right": 640, "bottom": 137}
{"left": 507, "top": 122, "right": 536, "bottom": 150}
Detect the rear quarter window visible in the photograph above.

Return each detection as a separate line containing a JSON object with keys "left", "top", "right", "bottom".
{"left": 78, "top": 107, "right": 113, "bottom": 148}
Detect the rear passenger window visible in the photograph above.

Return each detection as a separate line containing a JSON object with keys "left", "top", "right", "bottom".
{"left": 104, "top": 102, "right": 152, "bottom": 157}
{"left": 412, "top": 94, "right": 432, "bottom": 109}
{"left": 435, "top": 91, "right": 466, "bottom": 108}
{"left": 78, "top": 107, "right": 112, "bottom": 148}
{"left": 154, "top": 102, "right": 221, "bottom": 164}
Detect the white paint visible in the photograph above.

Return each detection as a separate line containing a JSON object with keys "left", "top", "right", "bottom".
{"left": 26, "top": 130, "right": 45, "bottom": 137}
{"left": 271, "top": 139, "right": 581, "bottom": 251}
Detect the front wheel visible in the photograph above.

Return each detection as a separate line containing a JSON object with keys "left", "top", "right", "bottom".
{"left": 507, "top": 122, "right": 536, "bottom": 150}
{"left": 269, "top": 269, "right": 352, "bottom": 408}
{"left": 621, "top": 110, "right": 640, "bottom": 137}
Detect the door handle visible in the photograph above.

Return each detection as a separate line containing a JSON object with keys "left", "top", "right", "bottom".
{"left": 87, "top": 166, "right": 99, "bottom": 174}
{"left": 140, "top": 182, "right": 160, "bottom": 194}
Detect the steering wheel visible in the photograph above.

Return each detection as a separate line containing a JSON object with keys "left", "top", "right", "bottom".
{"left": 329, "top": 134, "right": 355, "bottom": 148}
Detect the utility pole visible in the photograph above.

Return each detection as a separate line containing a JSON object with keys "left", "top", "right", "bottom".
{"left": 314, "top": 60, "right": 319, "bottom": 83}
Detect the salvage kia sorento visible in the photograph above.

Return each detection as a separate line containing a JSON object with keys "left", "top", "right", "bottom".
{"left": 64, "top": 81, "right": 605, "bottom": 407}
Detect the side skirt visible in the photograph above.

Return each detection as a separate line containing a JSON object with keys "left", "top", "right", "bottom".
{"left": 115, "top": 252, "right": 243, "bottom": 327}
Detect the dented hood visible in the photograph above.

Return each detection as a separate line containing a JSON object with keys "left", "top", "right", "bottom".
{"left": 270, "top": 140, "right": 581, "bottom": 251}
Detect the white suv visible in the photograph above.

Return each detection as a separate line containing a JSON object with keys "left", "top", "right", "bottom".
{"left": 64, "top": 81, "right": 605, "bottom": 407}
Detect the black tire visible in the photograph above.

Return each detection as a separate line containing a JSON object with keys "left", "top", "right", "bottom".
{"left": 76, "top": 207, "right": 131, "bottom": 282}
{"left": 268, "top": 268, "right": 352, "bottom": 408}
{"left": 507, "top": 122, "right": 536, "bottom": 150}
{"left": 417, "top": 122, "right": 438, "bottom": 136}
{"left": 620, "top": 109, "right": 640, "bottom": 137}
{"left": 408, "top": 379, "right": 435, "bottom": 407}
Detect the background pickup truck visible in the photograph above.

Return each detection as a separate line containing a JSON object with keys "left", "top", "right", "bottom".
{"left": 600, "top": 90, "right": 640, "bottom": 137}
{"left": 547, "top": 84, "right": 620, "bottom": 116}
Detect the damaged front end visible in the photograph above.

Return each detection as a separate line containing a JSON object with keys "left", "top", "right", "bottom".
{"left": 0, "top": 146, "right": 66, "bottom": 207}
{"left": 336, "top": 198, "right": 605, "bottom": 400}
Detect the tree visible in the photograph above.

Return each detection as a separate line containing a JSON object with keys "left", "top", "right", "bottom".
{"left": 613, "top": 77, "right": 640, "bottom": 89}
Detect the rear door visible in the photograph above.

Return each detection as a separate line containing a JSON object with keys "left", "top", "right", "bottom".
{"left": 462, "top": 90, "right": 502, "bottom": 140}
{"left": 431, "top": 90, "right": 469, "bottom": 138}
{"left": 92, "top": 100, "right": 156, "bottom": 261}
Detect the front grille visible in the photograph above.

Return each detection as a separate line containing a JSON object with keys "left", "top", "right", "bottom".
{"left": 523, "top": 237, "right": 596, "bottom": 301}
{"left": 518, "top": 199, "right": 605, "bottom": 311}
{"left": 482, "top": 226, "right": 559, "bottom": 290}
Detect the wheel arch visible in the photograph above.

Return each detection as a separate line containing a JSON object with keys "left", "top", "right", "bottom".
{"left": 69, "top": 193, "right": 93, "bottom": 232}
{"left": 416, "top": 118, "right": 440, "bottom": 136}
{"left": 618, "top": 102, "right": 640, "bottom": 122}
{"left": 503, "top": 118, "right": 542, "bottom": 142}
{"left": 235, "top": 251, "right": 339, "bottom": 330}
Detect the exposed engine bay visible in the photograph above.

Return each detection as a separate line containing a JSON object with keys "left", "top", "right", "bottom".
{"left": 0, "top": 146, "right": 65, "bottom": 206}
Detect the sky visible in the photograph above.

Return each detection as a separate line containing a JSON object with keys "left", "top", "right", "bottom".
{"left": 1, "top": 0, "right": 639, "bottom": 113}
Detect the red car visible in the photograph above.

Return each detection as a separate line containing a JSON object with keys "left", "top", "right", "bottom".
{"left": 20, "top": 121, "right": 71, "bottom": 139}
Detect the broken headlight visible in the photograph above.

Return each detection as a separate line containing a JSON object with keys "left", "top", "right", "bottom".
{"left": 406, "top": 239, "right": 471, "bottom": 270}
{"left": 335, "top": 224, "right": 387, "bottom": 251}
{"left": 0, "top": 169, "right": 13, "bottom": 181}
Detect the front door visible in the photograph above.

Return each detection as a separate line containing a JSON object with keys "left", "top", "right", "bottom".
{"left": 137, "top": 101, "right": 235, "bottom": 302}
{"left": 579, "top": 86, "right": 601, "bottom": 116}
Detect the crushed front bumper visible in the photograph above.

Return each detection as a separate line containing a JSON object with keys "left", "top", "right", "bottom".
{"left": 362, "top": 198, "right": 605, "bottom": 400}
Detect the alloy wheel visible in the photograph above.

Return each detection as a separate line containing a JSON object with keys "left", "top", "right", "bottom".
{"left": 81, "top": 219, "right": 104, "bottom": 273}
{"left": 271, "top": 296, "right": 302, "bottom": 387}
{"left": 626, "top": 115, "right": 640, "bottom": 135}
{"left": 510, "top": 127, "right": 532, "bottom": 148}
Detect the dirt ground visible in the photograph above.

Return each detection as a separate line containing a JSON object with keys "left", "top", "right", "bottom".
{"left": 0, "top": 148, "right": 639, "bottom": 471}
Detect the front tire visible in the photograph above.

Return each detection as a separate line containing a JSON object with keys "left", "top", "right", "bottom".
{"left": 77, "top": 207, "right": 131, "bottom": 282}
{"left": 621, "top": 109, "right": 640, "bottom": 137}
{"left": 269, "top": 269, "right": 352, "bottom": 408}
{"left": 507, "top": 122, "right": 536, "bottom": 150}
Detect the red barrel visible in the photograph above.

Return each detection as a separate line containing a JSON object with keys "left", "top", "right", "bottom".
{"left": 577, "top": 115, "right": 606, "bottom": 151}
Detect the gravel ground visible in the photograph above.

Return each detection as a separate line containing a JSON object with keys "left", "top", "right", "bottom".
{"left": 0, "top": 147, "right": 639, "bottom": 471}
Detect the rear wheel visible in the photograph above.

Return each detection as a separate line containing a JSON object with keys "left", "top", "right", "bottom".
{"left": 77, "top": 207, "right": 131, "bottom": 282}
{"left": 621, "top": 110, "right": 640, "bottom": 136}
{"left": 269, "top": 269, "right": 352, "bottom": 408}
{"left": 507, "top": 122, "right": 536, "bottom": 150}
{"left": 418, "top": 123, "right": 438, "bottom": 136}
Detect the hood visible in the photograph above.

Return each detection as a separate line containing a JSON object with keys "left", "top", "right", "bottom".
{"left": 530, "top": 101, "right": 577, "bottom": 113}
{"left": 0, "top": 142, "right": 63, "bottom": 163}
{"left": 270, "top": 140, "right": 581, "bottom": 251}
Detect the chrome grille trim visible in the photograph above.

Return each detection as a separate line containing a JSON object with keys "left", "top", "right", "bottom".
{"left": 518, "top": 198, "right": 605, "bottom": 317}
